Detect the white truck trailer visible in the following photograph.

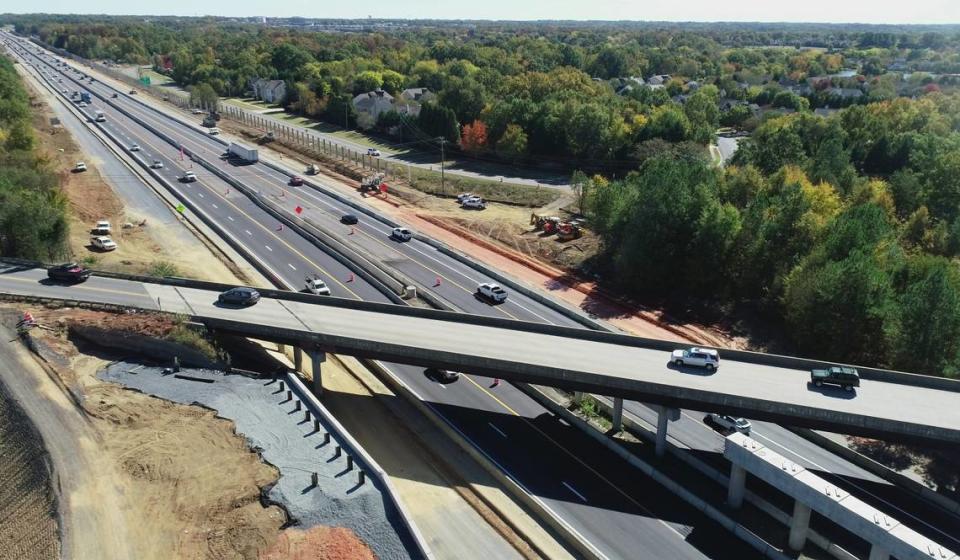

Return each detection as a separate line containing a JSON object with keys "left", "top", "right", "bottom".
{"left": 228, "top": 142, "right": 258, "bottom": 163}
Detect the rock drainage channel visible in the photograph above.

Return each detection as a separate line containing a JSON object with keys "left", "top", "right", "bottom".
{"left": 98, "top": 362, "right": 417, "bottom": 560}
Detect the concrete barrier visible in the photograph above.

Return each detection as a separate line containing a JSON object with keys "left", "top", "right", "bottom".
{"left": 785, "top": 427, "right": 960, "bottom": 517}
{"left": 285, "top": 373, "right": 434, "bottom": 560}
{"left": 362, "top": 358, "right": 602, "bottom": 560}
{"left": 513, "top": 383, "right": 792, "bottom": 560}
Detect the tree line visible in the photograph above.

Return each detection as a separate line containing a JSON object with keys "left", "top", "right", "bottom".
{"left": 0, "top": 55, "right": 68, "bottom": 261}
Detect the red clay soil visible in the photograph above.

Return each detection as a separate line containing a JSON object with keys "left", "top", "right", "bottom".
{"left": 259, "top": 526, "right": 376, "bottom": 560}
{"left": 383, "top": 206, "right": 733, "bottom": 347}
{"left": 43, "top": 309, "right": 178, "bottom": 338}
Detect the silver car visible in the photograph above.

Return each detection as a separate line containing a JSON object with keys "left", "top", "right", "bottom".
{"left": 671, "top": 347, "right": 720, "bottom": 371}
{"left": 707, "top": 414, "right": 751, "bottom": 435}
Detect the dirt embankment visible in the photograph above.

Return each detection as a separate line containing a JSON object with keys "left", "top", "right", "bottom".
{"left": 16, "top": 306, "right": 375, "bottom": 559}
{"left": 0, "top": 376, "right": 59, "bottom": 560}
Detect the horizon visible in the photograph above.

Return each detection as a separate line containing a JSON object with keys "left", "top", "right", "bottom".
{"left": 3, "top": 0, "right": 960, "bottom": 25}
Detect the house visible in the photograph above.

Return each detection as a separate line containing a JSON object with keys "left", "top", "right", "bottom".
{"left": 647, "top": 74, "right": 672, "bottom": 86}
{"left": 396, "top": 87, "right": 436, "bottom": 115}
{"left": 352, "top": 89, "right": 395, "bottom": 129}
{"left": 249, "top": 78, "right": 287, "bottom": 103}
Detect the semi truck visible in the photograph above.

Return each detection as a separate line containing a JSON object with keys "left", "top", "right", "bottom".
{"left": 227, "top": 142, "right": 258, "bottom": 163}
{"left": 80, "top": 92, "right": 91, "bottom": 103}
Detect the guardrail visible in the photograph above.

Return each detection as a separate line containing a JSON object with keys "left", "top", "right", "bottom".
{"left": 285, "top": 373, "right": 433, "bottom": 559}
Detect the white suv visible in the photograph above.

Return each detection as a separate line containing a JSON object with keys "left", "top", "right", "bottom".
{"left": 707, "top": 414, "right": 751, "bottom": 435}
{"left": 90, "top": 236, "right": 117, "bottom": 251}
{"left": 391, "top": 227, "right": 412, "bottom": 241}
{"left": 477, "top": 283, "right": 508, "bottom": 303}
{"left": 671, "top": 347, "right": 720, "bottom": 371}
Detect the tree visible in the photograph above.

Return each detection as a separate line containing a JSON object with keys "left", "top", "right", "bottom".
{"left": 889, "top": 255, "right": 960, "bottom": 378}
{"left": 271, "top": 43, "right": 312, "bottom": 80}
{"left": 496, "top": 123, "right": 528, "bottom": 162}
{"left": 570, "top": 170, "right": 591, "bottom": 215}
{"left": 683, "top": 86, "right": 720, "bottom": 145}
{"left": 188, "top": 82, "right": 218, "bottom": 110}
{"left": 588, "top": 47, "right": 629, "bottom": 80}
{"left": 418, "top": 103, "right": 460, "bottom": 144}
{"left": 644, "top": 105, "right": 691, "bottom": 143}
{"left": 439, "top": 77, "right": 487, "bottom": 126}
{"left": 354, "top": 70, "right": 383, "bottom": 93}
{"left": 380, "top": 70, "right": 405, "bottom": 94}
{"left": 460, "top": 120, "right": 488, "bottom": 154}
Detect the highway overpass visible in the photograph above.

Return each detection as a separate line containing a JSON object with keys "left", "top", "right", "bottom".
{"left": 2, "top": 264, "right": 958, "bottom": 447}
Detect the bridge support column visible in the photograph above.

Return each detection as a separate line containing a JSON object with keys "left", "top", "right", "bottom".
{"left": 293, "top": 346, "right": 303, "bottom": 372}
{"left": 727, "top": 464, "right": 746, "bottom": 509}
{"left": 612, "top": 397, "right": 624, "bottom": 432}
{"left": 655, "top": 405, "right": 679, "bottom": 457}
{"left": 788, "top": 500, "right": 811, "bottom": 552}
{"left": 573, "top": 391, "right": 585, "bottom": 405}
{"left": 310, "top": 351, "right": 326, "bottom": 396}
{"left": 868, "top": 545, "right": 889, "bottom": 560}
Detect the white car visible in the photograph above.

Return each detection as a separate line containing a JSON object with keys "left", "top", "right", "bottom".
{"left": 74, "top": 161, "right": 87, "bottom": 172}
{"left": 191, "top": 108, "right": 204, "bottom": 114}
{"left": 208, "top": 127, "right": 221, "bottom": 135}
{"left": 181, "top": 171, "right": 197, "bottom": 182}
{"left": 462, "top": 196, "right": 487, "bottom": 210}
{"left": 707, "top": 414, "right": 752, "bottom": 435}
{"left": 93, "top": 220, "right": 111, "bottom": 234}
{"left": 477, "top": 282, "right": 508, "bottom": 303}
{"left": 90, "top": 236, "right": 117, "bottom": 251}
{"left": 671, "top": 347, "right": 720, "bottom": 371}
{"left": 391, "top": 227, "right": 412, "bottom": 241}
{"left": 367, "top": 148, "right": 381, "bottom": 157}
{"left": 129, "top": 144, "right": 141, "bottom": 152}
{"left": 305, "top": 277, "right": 331, "bottom": 296}
{"left": 78, "top": 101, "right": 87, "bottom": 107}
{"left": 151, "top": 160, "right": 163, "bottom": 169}
{"left": 456, "top": 192, "right": 475, "bottom": 203}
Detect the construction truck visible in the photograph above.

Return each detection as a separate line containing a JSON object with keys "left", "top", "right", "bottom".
{"left": 359, "top": 173, "right": 386, "bottom": 195}
{"left": 557, "top": 222, "right": 583, "bottom": 241}
{"left": 530, "top": 213, "right": 561, "bottom": 233}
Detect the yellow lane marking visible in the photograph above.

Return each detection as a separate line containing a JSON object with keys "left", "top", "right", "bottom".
{"left": 104, "top": 116, "right": 361, "bottom": 298}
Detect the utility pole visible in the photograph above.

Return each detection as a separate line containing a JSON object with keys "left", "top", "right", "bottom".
{"left": 344, "top": 99, "right": 349, "bottom": 130}
{"left": 437, "top": 137, "right": 446, "bottom": 194}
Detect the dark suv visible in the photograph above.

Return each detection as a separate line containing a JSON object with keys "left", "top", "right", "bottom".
{"left": 218, "top": 287, "right": 261, "bottom": 306}
{"left": 810, "top": 366, "right": 860, "bottom": 391}
{"left": 47, "top": 263, "right": 92, "bottom": 283}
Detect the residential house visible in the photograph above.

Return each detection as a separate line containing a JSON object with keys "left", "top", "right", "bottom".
{"left": 396, "top": 87, "right": 436, "bottom": 116}
{"left": 353, "top": 89, "right": 396, "bottom": 129}
{"left": 249, "top": 78, "right": 287, "bottom": 104}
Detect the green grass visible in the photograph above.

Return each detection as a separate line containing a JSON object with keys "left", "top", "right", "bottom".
{"left": 80, "top": 255, "right": 98, "bottom": 266}
{"left": 165, "top": 315, "right": 219, "bottom": 360}
{"left": 146, "top": 260, "right": 180, "bottom": 278}
{"left": 572, "top": 395, "right": 612, "bottom": 431}
{"left": 404, "top": 165, "right": 560, "bottom": 207}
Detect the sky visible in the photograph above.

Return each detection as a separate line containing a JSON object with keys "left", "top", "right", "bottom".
{"left": 4, "top": 0, "right": 960, "bottom": 24}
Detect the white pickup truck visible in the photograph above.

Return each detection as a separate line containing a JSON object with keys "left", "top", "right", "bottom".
{"left": 305, "top": 277, "right": 331, "bottom": 296}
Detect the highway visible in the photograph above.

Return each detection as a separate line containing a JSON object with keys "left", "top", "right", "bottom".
{"left": 5, "top": 37, "right": 760, "bottom": 560}
{"left": 9, "top": 34, "right": 960, "bottom": 557}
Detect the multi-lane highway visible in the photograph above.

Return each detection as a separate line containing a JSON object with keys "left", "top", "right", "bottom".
{"left": 8, "top": 34, "right": 960, "bottom": 558}
{"left": 6, "top": 35, "right": 761, "bottom": 560}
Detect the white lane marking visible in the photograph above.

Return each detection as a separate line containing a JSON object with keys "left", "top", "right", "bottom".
{"left": 211, "top": 204, "right": 218, "bottom": 209}
{"left": 288, "top": 263, "right": 296, "bottom": 271}
{"left": 197, "top": 192, "right": 204, "bottom": 198}
{"left": 227, "top": 216, "right": 234, "bottom": 221}
{"left": 245, "top": 230, "right": 252, "bottom": 236}
{"left": 265, "top": 245, "right": 272, "bottom": 251}
{"left": 488, "top": 423, "right": 507, "bottom": 438}
{"left": 562, "top": 481, "right": 588, "bottom": 503}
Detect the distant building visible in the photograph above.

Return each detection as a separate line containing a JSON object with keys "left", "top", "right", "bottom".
{"left": 249, "top": 78, "right": 287, "bottom": 104}
{"left": 396, "top": 87, "right": 436, "bottom": 115}
{"left": 352, "top": 89, "right": 395, "bottom": 129}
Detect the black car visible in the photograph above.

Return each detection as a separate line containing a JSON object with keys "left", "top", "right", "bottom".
{"left": 47, "top": 263, "right": 92, "bottom": 283}
{"left": 218, "top": 287, "right": 261, "bottom": 306}
{"left": 424, "top": 367, "right": 460, "bottom": 383}
{"left": 340, "top": 214, "right": 359, "bottom": 225}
